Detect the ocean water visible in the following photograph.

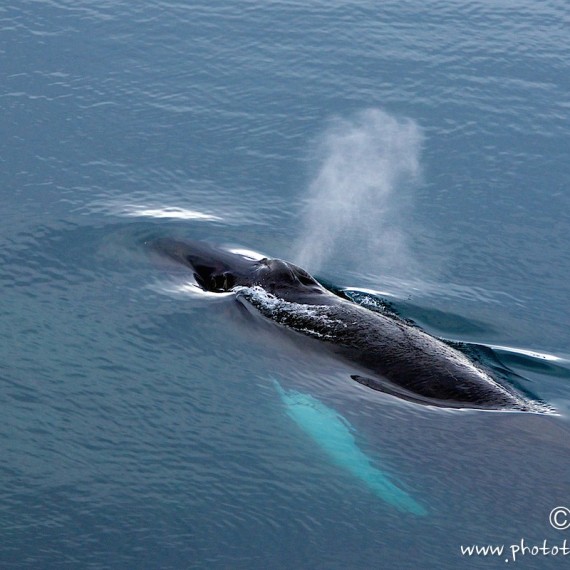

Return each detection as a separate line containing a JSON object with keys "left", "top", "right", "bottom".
{"left": 2, "top": 1, "right": 570, "bottom": 568}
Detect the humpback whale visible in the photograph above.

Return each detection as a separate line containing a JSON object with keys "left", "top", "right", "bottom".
{"left": 152, "top": 238, "right": 543, "bottom": 412}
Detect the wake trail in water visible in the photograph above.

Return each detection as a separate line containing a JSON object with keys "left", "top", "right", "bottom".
{"left": 294, "top": 109, "right": 424, "bottom": 279}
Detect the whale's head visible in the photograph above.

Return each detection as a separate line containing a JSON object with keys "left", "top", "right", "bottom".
{"left": 152, "top": 238, "right": 330, "bottom": 301}
{"left": 152, "top": 238, "right": 259, "bottom": 292}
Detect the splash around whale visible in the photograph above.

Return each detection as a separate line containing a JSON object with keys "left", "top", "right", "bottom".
{"left": 152, "top": 238, "right": 549, "bottom": 413}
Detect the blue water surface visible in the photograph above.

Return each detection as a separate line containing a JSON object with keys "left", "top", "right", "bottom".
{"left": 2, "top": 1, "right": 570, "bottom": 568}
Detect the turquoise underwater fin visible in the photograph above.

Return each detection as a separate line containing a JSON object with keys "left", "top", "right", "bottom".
{"left": 272, "top": 379, "right": 427, "bottom": 516}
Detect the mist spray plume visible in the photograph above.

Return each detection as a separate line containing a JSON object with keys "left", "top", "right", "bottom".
{"left": 294, "top": 109, "right": 424, "bottom": 279}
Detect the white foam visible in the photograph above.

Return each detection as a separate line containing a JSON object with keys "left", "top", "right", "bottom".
{"left": 234, "top": 285, "right": 344, "bottom": 339}
{"left": 119, "top": 205, "right": 222, "bottom": 221}
{"left": 149, "top": 280, "right": 233, "bottom": 299}
{"left": 228, "top": 248, "right": 266, "bottom": 260}
{"left": 486, "top": 344, "right": 567, "bottom": 363}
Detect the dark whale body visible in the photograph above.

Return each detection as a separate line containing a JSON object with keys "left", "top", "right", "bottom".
{"left": 153, "top": 238, "right": 542, "bottom": 412}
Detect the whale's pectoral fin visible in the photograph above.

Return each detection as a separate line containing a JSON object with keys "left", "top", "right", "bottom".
{"left": 351, "top": 374, "right": 448, "bottom": 408}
